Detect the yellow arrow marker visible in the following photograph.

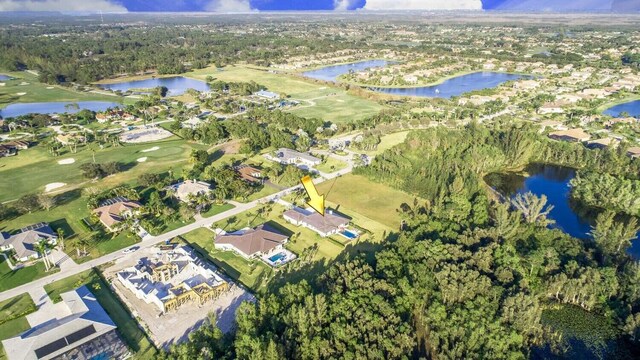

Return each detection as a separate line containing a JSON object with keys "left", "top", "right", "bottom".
{"left": 301, "top": 175, "right": 325, "bottom": 216}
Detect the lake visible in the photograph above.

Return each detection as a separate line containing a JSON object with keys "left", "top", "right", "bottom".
{"left": 603, "top": 100, "right": 640, "bottom": 118}
{"left": 369, "top": 72, "right": 532, "bottom": 98}
{"left": 0, "top": 101, "right": 121, "bottom": 118}
{"left": 302, "top": 60, "right": 393, "bottom": 82}
{"left": 98, "top": 76, "right": 210, "bottom": 96}
{"left": 0, "top": 75, "right": 11, "bottom": 81}
{"left": 486, "top": 163, "right": 640, "bottom": 258}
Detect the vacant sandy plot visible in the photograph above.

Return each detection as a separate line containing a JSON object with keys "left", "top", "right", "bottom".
{"left": 45, "top": 182, "right": 66, "bottom": 192}
{"left": 137, "top": 157, "right": 147, "bottom": 163}
{"left": 57, "top": 158, "right": 75, "bottom": 165}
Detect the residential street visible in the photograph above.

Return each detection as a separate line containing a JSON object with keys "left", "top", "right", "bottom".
{"left": 0, "top": 153, "right": 354, "bottom": 303}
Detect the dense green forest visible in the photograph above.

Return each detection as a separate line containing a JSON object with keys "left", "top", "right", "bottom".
{"left": 155, "top": 125, "right": 640, "bottom": 359}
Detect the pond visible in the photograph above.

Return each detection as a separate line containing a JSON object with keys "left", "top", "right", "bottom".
{"left": 98, "top": 76, "right": 210, "bottom": 96}
{"left": 0, "top": 74, "right": 11, "bottom": 81}
{"left": 369, "top": 72, "right": 533, "bottom": 99}
{"left": 486, "top": 163, "right": 640, "bottom": 257}
{"left": 302, "top": 60, "right": 393, "bottom": 82}
{"left": 603, "top": 99, "right": 640, "bottom": 118}
{"left": 0, "top": 101, "right": 122, "bottom": 118}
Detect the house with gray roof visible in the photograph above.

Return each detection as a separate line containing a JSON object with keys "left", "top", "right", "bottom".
{"left": 283, "top": 207, "right": 349, "bottom": 237}
{"left": 267, "top": 148, "right": 321, "bottom": 169}
{"left": 0, "top": 223, "right": 57, "bottom": 262}
{"left": 166, "top": 180, "right": 212, "bottom": 203}
{"left": 2, "top": 286, "right": 126, "bottom": 360}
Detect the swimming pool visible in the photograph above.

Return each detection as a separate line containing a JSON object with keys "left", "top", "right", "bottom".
{"left": 340, "top": 230, "right": 359, "bottom": 239}
{"left": 268, "top": 252, "right": 287, "bottom": 263}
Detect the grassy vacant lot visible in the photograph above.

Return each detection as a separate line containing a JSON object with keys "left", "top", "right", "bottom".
{"left": 0, "top": 138, "right": 207, "bottom": 202}
{"left": 0, "top": 256, "right": 58, "bottom": 292}
{"left": 180, "top": 228, "right": 272, "bottom": 291}
{"left": 316, "top": 174, "right": 416, "bottom": 230}
{"left": 362, "top": 130, "right": 411, "bottom": 156}
{"left": 0, "top": 71, "right": 120, "bottom": 108}
{"left": 44, "top": 269, "right": 157, "bottom": 359}
{"left": 188, "top": 65, "right": 384, "bottom": 123}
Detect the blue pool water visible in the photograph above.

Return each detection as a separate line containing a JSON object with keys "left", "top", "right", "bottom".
{"left": 90, "top": 353, "right": 109, "bottom": 360}
{"left": 98, "top": 76, "right": 210, "bottom": 96}
{"left": 369, "top": 72, "right": 533, "bottom": 99}
{"left": 268, "top": 252, "right": 287, "bottom": 263}
{"left": 340, "top": 230, "right": 358, "bottom": 239}
{"left": 0, "top": 101, "right": 121, "bottom": 118}
{"left": 302, "top": 60, "right": 393, "bottom": 82}
{"left": 603, "top": 100, "right": 640, "bottom": 118}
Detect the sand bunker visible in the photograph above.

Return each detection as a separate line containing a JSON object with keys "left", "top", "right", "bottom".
{"left": 16, "top": 92, "right": 26, "bottom": 96}
{"left": 19, "top": 82, "right": 29, "bottom": 86}
{"left": 137, "top": 157, "right": 148, "bottom": 163}
{"left": 58, "top": 158, "right": 75, "bottom": 165}
{"left": 319, "top": 87, "right": 327, "bottom": 90}
{"left": 142, "top": 146, "right": 160, "bottom": 152}
{"left": 46, "top": 86, "right": 54, "bottom": 89}
{"left": 45, "top": 182, "right": 66, "bottom": 192}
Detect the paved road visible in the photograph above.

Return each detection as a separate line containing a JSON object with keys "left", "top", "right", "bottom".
{"left": 0, "top": 158, "right": 355, "bottom": 302}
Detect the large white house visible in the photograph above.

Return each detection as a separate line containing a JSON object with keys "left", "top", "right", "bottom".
{"left": 266, "top": 148, "right": 321, "bottom": 169}
{"left": 166, "top": 180, "right": 212, "bottom": 203}
{"left": 0, "top": 223, "right": 58, "bottom": 262}
{"left": 2, "top": 286, "right": 124, "bottom": 360}
{"left": 283, "top": 207, "right": 349, "bottom": 237}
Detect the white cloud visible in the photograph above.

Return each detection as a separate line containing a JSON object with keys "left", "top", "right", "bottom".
{"left": 334, "top": 0, "right": 359, "bottom": 10}
{"left": 364, "top": 0, "right": 482, "bottom": 10}
{"left": 0, "top": 0, "right": 127, "bottom": 12}
{"left": 206, "top": 0, "right": 252, "bottom": 12}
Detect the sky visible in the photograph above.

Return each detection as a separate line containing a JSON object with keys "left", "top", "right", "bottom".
{"left": 0, "top": 0, "right": 636, "bottom": 12}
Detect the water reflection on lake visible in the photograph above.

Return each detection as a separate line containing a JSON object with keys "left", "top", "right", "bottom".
{"left": 603, "top": 100, "right": 640, "bottom": 118}
{"left": 486, "top": 163, "right": 640, "bottom": 258}
{"left": 0, "top": 101, "right": 121, "bottom": 118}
{"left": 98, "top": 76, "right": 210, "bottom": 96}
{"left": 302, "top": 60, "right": 392, "bottom": 82}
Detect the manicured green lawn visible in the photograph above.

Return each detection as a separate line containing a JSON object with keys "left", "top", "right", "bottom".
{"left": 180, "top": 228, "right": 272, "bottom": 291}
{"left": 0, "top": 71, "right": 122, "bottom": 108}
{"left": 0, "top": 293, "right": 36, "bottom": 325}
{"left": 188, "top": 65, "right": 384, "bottom": 123}
{"left": 0, "top": 138, "right": 206, "bottom": 202}
{"left": 313, "top": 156, "right": 348, "bottom": 174}
{"left": 0, "top": 317, "right": 31, "bottom": 360}
{"left": 0, "top": 293, "right": 38, "bottom": 360}
{"left": 316, "top": 174, "right": 416, "bottom": 230}
{"left": 201, "top": 203, "right": 235, "bottom": 218}
{"left": 0, "top": 256, "right": 57, "bottom": 292}
{"left": 44, "top": 269, "right": 157, "bottom": 358}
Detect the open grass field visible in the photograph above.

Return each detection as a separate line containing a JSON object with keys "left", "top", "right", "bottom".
{"left": 44, "top": 268, "right": 157, "bottom": 359}
{"left": 0, "top": 256, "right": 58, "bottom": 292}
{"left": 316, "top": 174, "right": 416, "bottom": 229}
{"left": 314, "top": 155, "right": 348, "bottom": 174}
{"left": 0, "top": 138, "right": 208, "bottom": 202}
{"left": 362, "top": 130, "right": 411, "bottom": 156}
{"left": 0, "top": 71, "right": 121, "bottom": 108}
{"left": 188, "top": 65, "right": 384, "bottom": 123}
{"left": 180, "top": 228, "right": 272, "bottom": 292}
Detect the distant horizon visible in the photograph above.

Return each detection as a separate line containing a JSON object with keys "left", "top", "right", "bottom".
{"left": 0, "top": 0, "right": 638, "bottom": 13}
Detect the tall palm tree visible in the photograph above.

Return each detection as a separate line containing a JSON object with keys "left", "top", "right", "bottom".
{"left": 34, "top": 241, "right": 50, "bottom": 271}
{"left": 56, "top": 228, "right": 65, "bottom": 250}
